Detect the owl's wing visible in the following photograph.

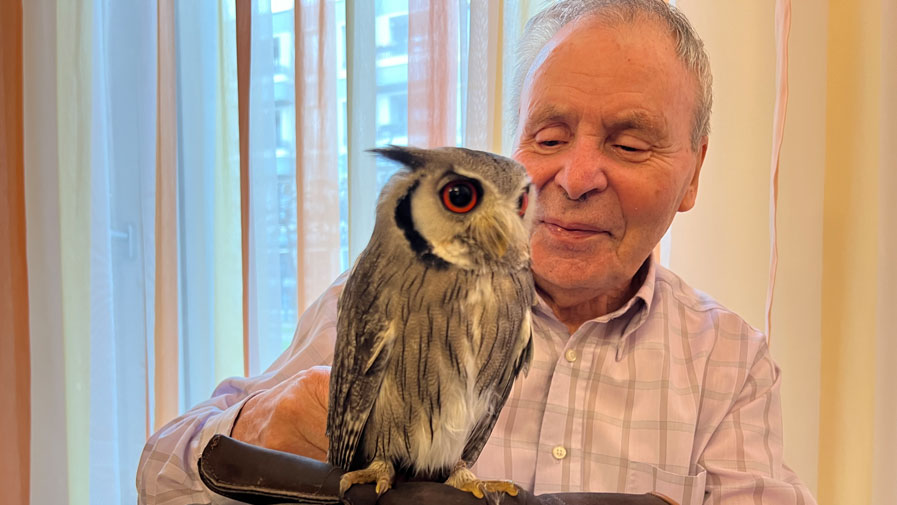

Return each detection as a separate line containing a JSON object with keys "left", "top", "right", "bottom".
{"left": 461, "top": 307, "right": 534, "bottom": 465}
{"left": 326, "top": 254, "right": 397, "bottom": 470}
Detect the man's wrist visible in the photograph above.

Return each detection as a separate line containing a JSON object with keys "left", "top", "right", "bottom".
{"left": 198, "top": 391, "right": 265, "bottom": 458}
{"left": 230, "top": 391, "right": 263, "bottom": 440}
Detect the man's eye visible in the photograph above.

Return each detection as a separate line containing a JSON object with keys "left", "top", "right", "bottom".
{"left": 532, "top": 125, "right": 570, "bottom": 150}
{"left": 614, "top": 142, "right": 654, "bottom": 162}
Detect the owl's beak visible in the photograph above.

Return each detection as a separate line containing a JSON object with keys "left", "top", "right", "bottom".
{"left": 473, "top": 214, "right": 510, "bottom": 259}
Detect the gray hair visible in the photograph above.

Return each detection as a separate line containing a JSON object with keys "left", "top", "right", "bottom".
{"left": 509, "top": 0, "right": 713, "bottom": 150}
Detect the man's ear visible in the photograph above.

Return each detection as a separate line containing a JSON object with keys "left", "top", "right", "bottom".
{"left": 678, "top": 136, "right": 708, "bottom": 212}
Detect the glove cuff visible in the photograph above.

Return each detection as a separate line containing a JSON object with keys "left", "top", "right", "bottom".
{"left": 198, "top": 434, "right": 343, "bottom": 504}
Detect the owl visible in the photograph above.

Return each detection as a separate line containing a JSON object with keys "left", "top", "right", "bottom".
{"left": 326, "top": 145, "right": 534, "bottom": 499}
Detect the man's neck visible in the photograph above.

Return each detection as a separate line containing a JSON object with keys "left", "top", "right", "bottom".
{"left": 535, "top": 262, "right": 649, "bottom": 335}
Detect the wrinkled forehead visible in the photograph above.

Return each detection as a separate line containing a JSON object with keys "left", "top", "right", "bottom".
{"left": 524, "top": 14, "right": 680, "bottom": 94}
{"left": 516, "top": 15, "right": 697, "bottom": 141}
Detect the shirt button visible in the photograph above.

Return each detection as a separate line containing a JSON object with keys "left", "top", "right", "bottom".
{"left": 564, "top": 349, "right": 577, "bottom": 362}
{"left": 552, "top": 445, "right": 567, "bottom": 460}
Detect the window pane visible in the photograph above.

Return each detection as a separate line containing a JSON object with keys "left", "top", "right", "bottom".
{"left": 258, "top": 0, "right": 472, "bottom": 369}
{"left": 258, "top": 0, "right": 299, "bottom": 364}
{"left": 336, "top": 0, "right": 349, "bottom": 271}
{"left": 374, "top": 0, "right": 409, "bottom": 189}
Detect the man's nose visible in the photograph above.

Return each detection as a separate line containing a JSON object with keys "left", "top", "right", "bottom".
{"left": 554, "top": 141, "right": 609, "bottom": 200}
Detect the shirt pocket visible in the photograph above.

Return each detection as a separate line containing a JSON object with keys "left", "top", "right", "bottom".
{"left": 624, "top": 461, "right": 707, "bottom": 505}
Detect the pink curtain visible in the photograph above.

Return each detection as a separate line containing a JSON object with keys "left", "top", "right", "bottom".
{"left": 764, "top": 0, "right": 791, "bottom": 342}
{"left": 0, "top": 2, "right": 30, "bottom": 503}
{"left": 236, "top": 0, "right": 252, "bottom": 377}
{"left": 294, "top": 0, "right": 341, "bottom": 312}
{"left": 153, "top": 0, "right": 180, "bottom": 432}
{"left": 408, "top": 0, "right": 459, "bottom": 148}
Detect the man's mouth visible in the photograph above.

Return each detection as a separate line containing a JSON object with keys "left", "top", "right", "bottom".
{"left": 540, "top": 219, "right": 608, "bottom": 238}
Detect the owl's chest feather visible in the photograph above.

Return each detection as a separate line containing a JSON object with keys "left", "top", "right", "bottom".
{"left": 367, "top": 275, "right": 507, "bottom": 474}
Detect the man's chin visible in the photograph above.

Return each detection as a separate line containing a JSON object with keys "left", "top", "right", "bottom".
{"left": 532, "top": 250, "right": 633, "bottom": 289}
{"left": 532, "top": 243, "right": 611, "bottom": 282}
{"left": 533, "top": 267, "right": 608, "bottom": 298}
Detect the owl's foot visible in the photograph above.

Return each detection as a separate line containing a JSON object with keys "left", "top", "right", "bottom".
{"left": 445, "top": 461, "right": 519, "bottom": 499}
{"left": 457, "top": 480, "right": 520, "bottom": 499}
{"left": 339, "top": 459, "right": 395, "bottom": 497}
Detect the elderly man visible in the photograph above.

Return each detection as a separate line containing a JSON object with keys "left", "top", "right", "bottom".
{"left": 138, "top": 0, "right": 817, "bottom": 504}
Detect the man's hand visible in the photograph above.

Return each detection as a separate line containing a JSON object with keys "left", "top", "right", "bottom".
{"left": 231, "top": 365, "right": 331, "bottom": 461}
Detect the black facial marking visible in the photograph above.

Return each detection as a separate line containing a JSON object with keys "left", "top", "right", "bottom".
{"left": 394, "top": 181, "right": 450, "bottom": 270}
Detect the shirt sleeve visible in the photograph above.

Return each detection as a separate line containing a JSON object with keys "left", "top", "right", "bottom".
{"left": 698, "top": 338, "right": 817, "bottom": 505}
{"left": 135, "top": 274, "right": 345, "bottom": 505}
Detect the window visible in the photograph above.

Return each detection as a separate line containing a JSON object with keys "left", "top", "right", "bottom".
{"left": 257, "top": 0, "right": 418, "bottom": 364}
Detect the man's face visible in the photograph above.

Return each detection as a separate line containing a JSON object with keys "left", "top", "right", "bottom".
{"left": 513, "top": 17, "right": 708, "bottom": 304}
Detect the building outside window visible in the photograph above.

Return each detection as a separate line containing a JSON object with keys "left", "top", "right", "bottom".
{"left": 270, "top": 0, "right": 410, "bottom": 349}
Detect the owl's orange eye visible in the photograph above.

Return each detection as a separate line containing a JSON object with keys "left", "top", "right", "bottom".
{"left": 517, "top": 191, "right": 528, "bottom": 217}
{"left": 441, "top": 180, "right": 479, "bottom": 213}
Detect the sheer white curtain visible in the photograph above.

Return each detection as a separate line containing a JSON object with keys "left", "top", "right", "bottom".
{"left": 23, "top": 0, "right": 243, "bottom": 502}
{"left": 174, "top": 0, "right": 244, "bottom": 409}
{"left": 89, "top": 2, "right": 156, "bottom": 503}
{"left": 23, "top": 1, "right": 158, "bottom": 504}
{"left": 23, "top": 1, "right": 68, "bottom": 503}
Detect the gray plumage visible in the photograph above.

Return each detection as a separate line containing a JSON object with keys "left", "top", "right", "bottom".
{"left": 327, "top": 146, "right": 534, "bottom": 495}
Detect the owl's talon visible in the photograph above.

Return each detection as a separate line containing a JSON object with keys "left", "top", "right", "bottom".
{"left": 482, "top": 480, "right": 519, "bottom": 496}
{"left": 338, "top": 479, "right": 351, "bottom": 498}
{"left": 456, "top": 480, "right": 518, "bottom": 499}
{"left": 375, "top": 478, "right": 391, "bottom": 496}
{"left": 459, "top": 481, "right": 486, "bottom": 499}
{"left": 446, "top": 461, "right": 518, "bottom": 499}
{"left": 337, "top": 460, "right": 395, "bottom": 498}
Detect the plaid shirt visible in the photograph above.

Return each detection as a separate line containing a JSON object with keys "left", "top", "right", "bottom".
{"left": 137, "top": 259, "right": 816, "bottom": 505}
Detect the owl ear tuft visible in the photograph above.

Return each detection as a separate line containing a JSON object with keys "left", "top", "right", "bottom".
{"left": 369, "top": 145, "right": 428, "bottom": 171}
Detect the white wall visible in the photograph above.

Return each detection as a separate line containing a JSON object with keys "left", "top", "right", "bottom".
{"left": 671, "top": 0, "right": 824, "bottom": 494}
{"left": 670, "top": 0, "right": 775, "bottom": 331}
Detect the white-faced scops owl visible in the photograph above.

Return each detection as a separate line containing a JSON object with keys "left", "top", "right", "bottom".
{"left": 327, "top": 145, "right": 534, "bottom": 499}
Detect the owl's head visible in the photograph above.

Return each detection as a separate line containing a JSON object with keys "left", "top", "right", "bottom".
{"left": 371, "top": 145, "right": 532, "bottom": 270}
